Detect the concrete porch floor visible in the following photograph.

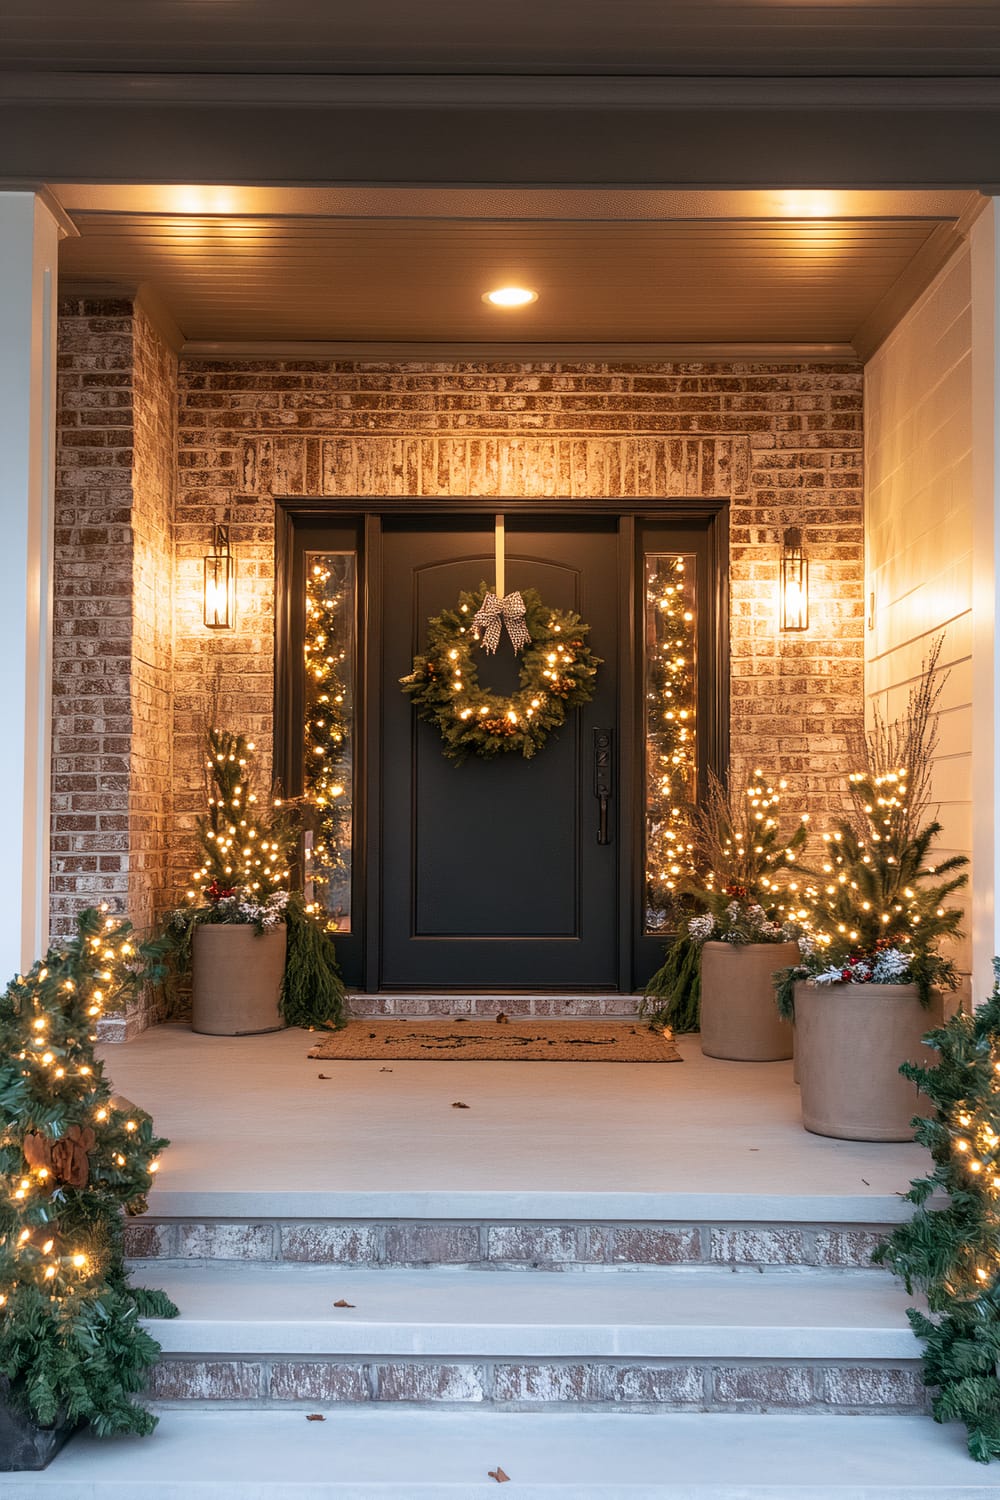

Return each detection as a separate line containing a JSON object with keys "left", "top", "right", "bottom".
{"left": 100, "top": 1023, "right": 927, "bottom": 1219}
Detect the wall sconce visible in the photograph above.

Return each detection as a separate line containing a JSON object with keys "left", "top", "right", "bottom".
{"left": 204, "top": 524, "right": 235, "bottom": 629}
{"left": 780, "top": 527, "right": 808, "bottom": 631}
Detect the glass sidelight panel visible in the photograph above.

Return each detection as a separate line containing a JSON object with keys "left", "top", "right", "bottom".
{"left": 643, "top": 553, "right": 698, "bottom": 933}
{"left": 303, "top": 552, "right": 356, "bottom": 932}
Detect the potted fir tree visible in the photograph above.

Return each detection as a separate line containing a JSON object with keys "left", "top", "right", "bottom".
{"left": 166, "top": 728, "right": 347, "bottom": 1035}
{"left": 775, "top": 646, "right": 968, "bottom": 1141}
{"left": 643, "top": 770, "right": 806, "bottom": 1060}
{"left": 0, "top": 908, "right": 177, "bottom": 1469}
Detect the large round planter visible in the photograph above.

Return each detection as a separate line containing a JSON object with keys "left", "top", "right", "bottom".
{"left": 191, "top": 924, "right": 288, "bottom": 1036}
{"left": 700, "top": 941, "right": 798, "bottom": 1061}
{"left": 794, "top": 980, "right": 943, "bottom": 1141}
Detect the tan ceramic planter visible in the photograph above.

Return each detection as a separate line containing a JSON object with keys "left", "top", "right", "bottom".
{"left": 191, "top": 923, "right": 288, "bottom": 1036}
{"left": 794, "top": 980, "right": 942, "bottom": 1141}
{"left": 699, "top": 940, "right": 798, "bottom": 1061}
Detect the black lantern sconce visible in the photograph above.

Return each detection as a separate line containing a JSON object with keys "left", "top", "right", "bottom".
{"left": 780, "top": 527, "right": 808, "bottom": 632}
{"left": 203, "top": 524, "right": 235, "bottom": 629}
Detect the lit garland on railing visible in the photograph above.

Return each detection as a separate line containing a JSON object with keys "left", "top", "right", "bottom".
{"left": 303, "top": 561, "right": 353, "bottom": 906}
{"left": 875, "top": 963, "right": 1000, "bottom": 1463}
{"left": 644, "top": 555, "right": 698, "bottom": 927}
{"left": 0, "top": 907, "right": 177, "bottom": 1436}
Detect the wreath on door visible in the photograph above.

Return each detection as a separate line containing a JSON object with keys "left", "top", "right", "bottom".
{"left": 400, "top": 582, "right": 601, "bottom": 764}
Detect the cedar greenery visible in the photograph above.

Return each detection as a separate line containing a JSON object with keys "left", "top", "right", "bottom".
{"left": 874, "top": 960, "right": 1000, "bottom": 1463}
{"left": 399, "top": 583, "right": 601, "bottom": 764}
{"left": 0, "top": 908, "right": 177, "bottom": 1437}
{"left": 639, "top": 930, "right": 701, "bottom": 1035}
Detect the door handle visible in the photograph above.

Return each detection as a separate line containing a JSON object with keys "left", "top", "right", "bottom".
{"left": 593, "top": 728, "right": 613, "bottom": 845}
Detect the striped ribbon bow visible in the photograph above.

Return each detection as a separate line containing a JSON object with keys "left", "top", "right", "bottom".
{"left": 472, "top": 591, "right": 532, "bottom": 655}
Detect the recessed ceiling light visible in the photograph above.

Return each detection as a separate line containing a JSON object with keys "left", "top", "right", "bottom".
{"left": 483, "top": 286, "right": 538, "bottom": 308}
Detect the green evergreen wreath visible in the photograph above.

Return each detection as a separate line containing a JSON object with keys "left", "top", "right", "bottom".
{"left": 400, "top": 582, "right": 601, "bottom": 764}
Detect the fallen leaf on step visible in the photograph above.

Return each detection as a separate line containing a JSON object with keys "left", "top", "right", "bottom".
{"left": 496, "top": 1012, "right": 509, "bottom": 1024}
{"left": 317, "top": 1073, "right": 332, "bottom": 1080}
{"left": 488, "top": 1467, "right": 511, "bottom": 1483}
{"left": 861, "top": 1178, "right": 870, "bottom": 1186}
{"left": 333, "top": 1299, "right": 356, "bottom": 1308}
{"left": 379, "top": 1066, "right": 393, "bottom": 1073}
{"left": 452, "top": 1101, "right": 470, "bottom": 1109}
{"left": 306, "top": 1414, "right": 326, "bottom": 1421}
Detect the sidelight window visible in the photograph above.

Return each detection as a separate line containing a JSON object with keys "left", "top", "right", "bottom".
{"left": 643, "top": 553, "right": 698, "bottom": 933}
{"left": 302, "top": 552, "right": 356, "bottom": 932}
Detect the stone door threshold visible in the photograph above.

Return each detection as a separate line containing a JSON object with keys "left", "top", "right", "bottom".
{"left": 347, "top": 993, "right": 642, "bottom": 1018}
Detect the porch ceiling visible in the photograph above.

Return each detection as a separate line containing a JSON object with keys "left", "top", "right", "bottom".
{"left": 53, "top": 186, "right": 978, "bottom": 357}
{"left": 6, "top": 1, "right": 1000, "bottom": 75}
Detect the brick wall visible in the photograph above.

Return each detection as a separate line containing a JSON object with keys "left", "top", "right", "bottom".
{"left": 52, "top": 298, "right": 137, "bottom": 936}
{"left": 53, "top": 297, "right": 177, "bottom": 1035}
{"left": 128, "top": 305, "right": 177, "bottom": 949}
{"left": 171, "top": 360, "right": 865, "bottom": 899}
{"left": 54, "top": 336, "right": 866, "bottom": 1028}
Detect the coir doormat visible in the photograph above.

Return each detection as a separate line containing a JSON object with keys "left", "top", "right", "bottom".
{"left": 308, "top": 1018, "right": 682, "bottom": 1063}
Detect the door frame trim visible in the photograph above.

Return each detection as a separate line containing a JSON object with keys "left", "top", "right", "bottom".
{"left": 274, "top": 495, "right": 729, "bottom": 991}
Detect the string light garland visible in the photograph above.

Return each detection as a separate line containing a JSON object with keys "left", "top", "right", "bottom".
{"left": 875, "top": 960, "right": 1000, "bottom": 1463}
{"left": 303, "top": 561, "right": 352, "bottom": 914}
{"left": 0, "top": 907, "right": 178, "bottom": 1437}
{"left": 643, "top": 556, "right": 698, "bottom": 928}
{"left": 400, "top": 582, "right": 601, "bottom": 764}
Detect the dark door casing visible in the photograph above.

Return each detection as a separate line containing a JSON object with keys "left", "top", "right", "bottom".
{"left": 274, "top": 499, "right": 728, "bottom": 995}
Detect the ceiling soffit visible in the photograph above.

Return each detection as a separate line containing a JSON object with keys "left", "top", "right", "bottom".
{"left": 52, "top": 188, "right": 981, "bottom": 357}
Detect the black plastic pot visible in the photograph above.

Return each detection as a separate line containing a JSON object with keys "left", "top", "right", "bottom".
{"left": 0, "top": 1396, "right": 79, "bottom": 1471}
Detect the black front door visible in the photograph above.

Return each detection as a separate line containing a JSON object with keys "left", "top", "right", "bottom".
{"left": 380, "top": 516, "right": 620, "bottom": 989}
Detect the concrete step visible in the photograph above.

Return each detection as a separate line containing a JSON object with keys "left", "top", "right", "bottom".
{"left": 136, "top": 1263, "right": 926, "bottom": 1412}
{"left": 143, "top": 1264, "right": 918, "bottom": 1361}
{"left": 4, "top": 1409, "right": 992, "bottom": 1497}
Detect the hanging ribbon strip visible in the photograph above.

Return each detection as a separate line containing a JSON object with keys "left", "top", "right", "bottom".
{"left": 472, "top": 591, "right": 532, "bottom": 655}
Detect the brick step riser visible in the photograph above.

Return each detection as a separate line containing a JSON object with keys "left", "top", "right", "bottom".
{"left": 348, "top": 996, "right": 642, "bottom": 1018}
{"left": 125, "top": 1219, "right": 891, "bottom": 1271}
{"left": 149, "top": 1355, "right": 927, "bottom": 1413}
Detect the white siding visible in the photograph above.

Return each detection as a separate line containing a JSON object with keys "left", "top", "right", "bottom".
{"left": 865, "top": 245, "right": 973, "bottom": 981}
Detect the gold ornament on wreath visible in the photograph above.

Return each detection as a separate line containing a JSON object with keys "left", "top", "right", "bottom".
{"left": 400, "top": 581, "right": 601, "bottom": 764}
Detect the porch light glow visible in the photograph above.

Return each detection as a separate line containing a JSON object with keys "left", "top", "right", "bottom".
{"left": 483, "top": 286, "right": 537, "bottom": 308}
{"left": 779, "top": 527, "right": 808, "bottom": 632}
{"left": 203, "top": 524, "right": 235, "bottom": 629}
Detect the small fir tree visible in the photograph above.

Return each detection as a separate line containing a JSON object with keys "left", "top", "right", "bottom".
{"left": 0, "top": 909, "right": 177, "bottom": 1436}
{"left": 168, "top": 728, "right": 347, "bottom": 1030}
{"left": 775, "top": 641, "right": 968, "bottom": 1016}
{"left": 641, "top": 770, "right": 807, "bottom": 1033}
{"left": 874, "top": 961, "right": 1000, "bottom": 1463}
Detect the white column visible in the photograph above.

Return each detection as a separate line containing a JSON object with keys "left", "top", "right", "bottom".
{"left": 970, "top": 199, "right": 1000, "bottom": 1003}
{"left": 0, "top": 192, "right": 62, "bottom": 978}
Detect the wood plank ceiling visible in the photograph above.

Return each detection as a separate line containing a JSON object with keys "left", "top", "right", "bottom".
{"left": 5, "top": 1, "right": 1000, "bottom": 74}
{"left": 56, "top": 205, "right": 966, "bottom": 351}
